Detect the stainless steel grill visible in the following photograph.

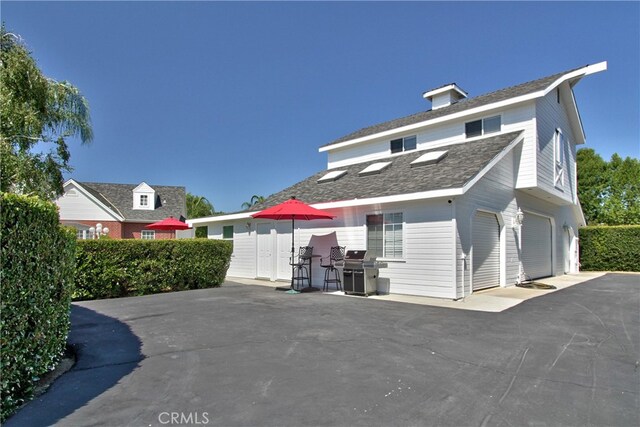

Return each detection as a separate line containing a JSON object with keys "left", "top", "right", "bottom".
{"left": 335, "top": 250, "right": 388, "bottom": 296}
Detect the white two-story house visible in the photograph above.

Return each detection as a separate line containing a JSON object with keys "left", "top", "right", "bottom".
{"left": 191, "top": 62, "right": 606, "bottom": 299}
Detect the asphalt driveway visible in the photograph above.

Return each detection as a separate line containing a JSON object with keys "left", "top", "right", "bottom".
{"left": 8, "top": 273, "right": 639, "bottom": 426}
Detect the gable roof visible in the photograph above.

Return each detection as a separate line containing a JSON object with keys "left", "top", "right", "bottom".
{"left": 321, "top": 63, "right": 605, "bottom": 151}
{"left": 249, "top": 131, "right": 523, "bottom": 211}
{"left": 72, "top": 181, "right": 187, "bottom": 222}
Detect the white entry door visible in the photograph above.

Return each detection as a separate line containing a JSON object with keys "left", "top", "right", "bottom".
{"left": 257, "top": 223, "right": 273, "bottom": 279}
{"left": 276, "top": 222, "right": 293, "bottom": 280}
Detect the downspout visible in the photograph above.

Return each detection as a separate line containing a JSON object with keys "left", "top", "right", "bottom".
{"left": 514, "top": 208, "right": 525, "bottom": 284}
{"left": 451, "top": 198, "right": 463, "bottom": 300}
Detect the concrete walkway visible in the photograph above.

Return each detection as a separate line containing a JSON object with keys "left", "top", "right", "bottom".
{"left": 228, "top": 272, "right": 609, "bottom": 312}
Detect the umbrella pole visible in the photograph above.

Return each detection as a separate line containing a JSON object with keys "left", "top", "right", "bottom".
{"left": 290, "top": 218, "right": 295, "bottom": 289}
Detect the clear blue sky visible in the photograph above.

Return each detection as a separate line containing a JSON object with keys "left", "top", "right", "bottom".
{"left": 3, "top": 1, "right": 639, "bottom": 213}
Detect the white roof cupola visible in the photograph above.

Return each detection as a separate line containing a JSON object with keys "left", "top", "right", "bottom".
{"left": 133, "top": 182, "right": 156, "bottom": 210}
{"left": 422, "top": 83, "right": 467, "bottom": 110}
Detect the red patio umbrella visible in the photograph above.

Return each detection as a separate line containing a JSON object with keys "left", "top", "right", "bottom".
{"left": 251, "top": 197, "right": 335, "bottom": 290}
{"left": 146, "top": 216, "right": 192, "bottom": 231}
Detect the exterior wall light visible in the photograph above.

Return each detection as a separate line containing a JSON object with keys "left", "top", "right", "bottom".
{"left": 512, "top": 208, "right": 524, "bottom": 228}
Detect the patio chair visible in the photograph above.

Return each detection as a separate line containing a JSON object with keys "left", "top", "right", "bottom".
{"left": 290, "top": 246, "right": 313, "bottom": 289}
{"left": 320, "top": 246, "right": 345, "bottom": 292}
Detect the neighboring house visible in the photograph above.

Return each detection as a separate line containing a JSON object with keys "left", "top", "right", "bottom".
{"left": 190, "top": 62, "right": 606, "bottom": 299}
{"left": 56, "top": 180, "right": 187, "bottom": 240}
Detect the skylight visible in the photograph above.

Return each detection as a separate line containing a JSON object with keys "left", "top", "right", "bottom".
{"left": 318, "top": 170, "right": 347, "bottom": 182}
{"left": 410, "top": 150, "right": 448, "bottom": 167}
{"left": 359, "top": 162, "right": 391, "bottom": 176}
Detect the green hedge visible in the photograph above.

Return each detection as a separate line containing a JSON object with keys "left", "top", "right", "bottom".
{"left": 580, "top": 225, "right": 640, "bottom": 272}
{"left": 0, "top": 193, "right": 76, "bottom": 421}
{"left": 74, "top": 239, "right": 233, "bottom": 300}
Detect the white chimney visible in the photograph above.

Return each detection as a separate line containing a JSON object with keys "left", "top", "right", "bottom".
{"left": 423, "top": 83, "right": 467, "bottom": 110}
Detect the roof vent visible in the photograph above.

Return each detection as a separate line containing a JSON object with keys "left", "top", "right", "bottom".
{"left": 359, "top": 162, "right": 391, "bottom": 176}
{"left": 318, "top": 170, "right": 347, "bottom": 182}
{"left": 422, "top": 83, "right": 467, "bottom": 110}
{"left": 410, "top": 150, "right": 448, "bottom": 167}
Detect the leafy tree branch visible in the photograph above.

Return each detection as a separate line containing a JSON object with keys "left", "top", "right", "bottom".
{"left": 1, "top": 25, "right": 93, "bottom": 199}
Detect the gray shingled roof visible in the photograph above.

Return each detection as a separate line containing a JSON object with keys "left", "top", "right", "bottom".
{"left": 79, "top": 182, "right": 187, "bottom": 222}
{"left": 250, "top": 131, "right": 522, "bottom": 211}
{"left": 323, "top": 66, "right": 583, "bottom": 148}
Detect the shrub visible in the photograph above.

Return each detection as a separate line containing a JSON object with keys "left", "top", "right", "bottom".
{"left": 74, "top": 239, "right": 233, "bottom": 300}
{"left": 0, "top": 193, "right": 76, "bottom": 421}
{"left": 579, "top": 225, "right": 640, "bottom": 272}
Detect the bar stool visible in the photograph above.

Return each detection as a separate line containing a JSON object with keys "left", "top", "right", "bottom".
{"left": 290, "top": 246, "right": 313, "bottom": 289}
{"left": 320, "top": 246, "right": 345, "bottom": 292}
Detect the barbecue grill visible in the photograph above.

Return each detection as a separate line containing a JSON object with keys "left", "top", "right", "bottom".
{"left": 334, "top": 250, "right": 388, "bottom": 296}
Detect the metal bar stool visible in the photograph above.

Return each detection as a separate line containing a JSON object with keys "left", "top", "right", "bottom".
{"left": 320, "top": 246, "right": 345, "bottom": 292}
{"left": 290, "top": 246, "right": 313, "bottom": 290}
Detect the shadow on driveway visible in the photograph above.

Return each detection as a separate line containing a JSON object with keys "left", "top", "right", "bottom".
{"left": 6, "top": 305, "right": 144, "bottom": 426}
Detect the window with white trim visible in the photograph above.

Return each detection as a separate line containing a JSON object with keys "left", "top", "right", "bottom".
{"left": 390, "top": 135, "right": 417, "bottom": 154}
{"left": 554, "top": 128, "right": 566, "bottom": 187}
{"left": 76, "top": 228, "right": 90, "bottom": 240}
{"left": 141, "top": 230, "right": 155, "bottom": 240}
{"left": 366, "top": 213, "right": 403, "bottom": 259}
{"left": 222, "top": 225, "right": 234, "bottom": 240}
{"left": 139, "top": 194, "right": 149, "bottom": 207}
{"left": 465, "top": 115, "right": 501, "bottom": 138}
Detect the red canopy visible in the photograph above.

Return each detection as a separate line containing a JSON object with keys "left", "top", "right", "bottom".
{"left": 146, "top": 216, "right": 192, "bottom": 230}
{"left": 250, "top": 197, "right": 335, "bottom": 221}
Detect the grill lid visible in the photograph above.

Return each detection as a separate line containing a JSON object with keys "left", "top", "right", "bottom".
{"left": 344, "top": 250, "right": 367, "bottom": 261}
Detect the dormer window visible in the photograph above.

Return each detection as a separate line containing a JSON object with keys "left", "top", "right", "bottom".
{"left": 133, "top": 182, "right": 156, "bottom": 210}
{"left": 465, "top": 115, "right": 501, "bottom": 138}
{"left": 390, "top": 135, "right": 417, "bottom": 154}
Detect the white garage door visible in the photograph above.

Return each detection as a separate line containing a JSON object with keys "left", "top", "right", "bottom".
{"left": 522, "top": 213, "right": 552, "bottom": 279}
{"left": 472, "top": 212, "right": 500, "bottom": 290}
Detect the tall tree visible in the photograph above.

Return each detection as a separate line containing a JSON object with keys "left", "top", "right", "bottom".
{"left": 1, "top": 26, "right": 93, "bottom": 199}
{"left": 186, "top": 193, "right": 215, "bottom": 238}
{"left": 577, "top": 148, "right": 640, "bottom": 225}
{"left": 577, "top": 148, "right": 608, "bottom": 224}
{"left": 241, "top": 195, "right": 265, "bottom": 209}
{"left": 600, "top": 154, "right": 640, "bottom": 225}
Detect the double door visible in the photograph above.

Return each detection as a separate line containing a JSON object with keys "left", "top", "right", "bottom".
{"left": 256, "top": 223, "right": 293, "bottom": 280}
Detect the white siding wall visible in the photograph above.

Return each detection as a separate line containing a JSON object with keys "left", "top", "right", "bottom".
{"left": 327, "top": 138, "right": 391, "bottom": 169}
{"left": 381, "top": 200, "right": 455, "bottom": 298}
{"left": 56, "top": 184, "right": 119, "bottom": 221}
{"left": 502, "top": 103, "right": 537, "bottom": 189}
{"left": 534, "top": 83, "right": 578, "bottom": 203}
{"left": 455, "top": 145, "right": 522, "bottom": 297}
{"left": 208, "top": 222, "right": 256, "bottom": 278}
